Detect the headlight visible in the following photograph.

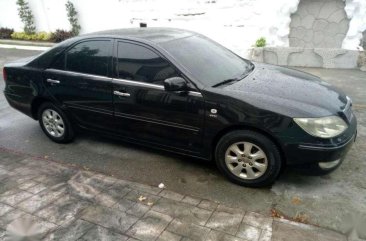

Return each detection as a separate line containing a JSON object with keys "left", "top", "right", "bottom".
{"left": 294, "top": 116, "right": 348, "bottom": 138}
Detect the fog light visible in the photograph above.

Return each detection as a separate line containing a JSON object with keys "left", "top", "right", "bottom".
{"left": 318, "top": 159, "right": 341, "bottom": 169}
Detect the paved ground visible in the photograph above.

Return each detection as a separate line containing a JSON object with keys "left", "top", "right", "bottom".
{"left": 0, "top": 148, "right": 348, "bottom": 241}
{"left": 0, "top": 48, "right": 366, "bottom": 239}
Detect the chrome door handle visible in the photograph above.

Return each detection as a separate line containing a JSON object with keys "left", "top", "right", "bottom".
{"left": 46, "top": 78, "right": 60, "bottom": 84}
{"left": 113, "top": 90, "right": 130, "bottom": 97}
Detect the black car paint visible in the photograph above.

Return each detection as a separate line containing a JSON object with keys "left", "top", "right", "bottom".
{"left": 3, "top": 28, "right": 356, "bottom": 167}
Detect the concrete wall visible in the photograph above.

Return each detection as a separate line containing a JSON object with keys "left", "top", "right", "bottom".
{"left": 289, "top": 0, "right": 349, "bottom": 48}
{"left": 1, "top": 0, "right": 366, "bottom": 56}
{"left": 0, "top": 0, "right": 299, "bottom": 58}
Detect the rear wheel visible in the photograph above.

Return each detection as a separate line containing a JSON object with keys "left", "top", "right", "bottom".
{"left": 38, "top": 102, "right": 74, "bottom": 143}
{"left": 215, "top": 130, "right": 282, "bottom": 187}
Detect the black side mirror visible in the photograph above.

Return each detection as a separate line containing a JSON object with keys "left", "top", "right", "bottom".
{"left": 164, "top": 77, "right": 187, "bottom": 92}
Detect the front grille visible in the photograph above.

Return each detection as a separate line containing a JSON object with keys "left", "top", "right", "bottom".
{"left": 343, "top": 96, "right": 353, "bottom": 122}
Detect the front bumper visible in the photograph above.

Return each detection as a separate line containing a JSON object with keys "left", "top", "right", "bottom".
{"left": 282, "top": 114, "right": 357, "bottom": 167}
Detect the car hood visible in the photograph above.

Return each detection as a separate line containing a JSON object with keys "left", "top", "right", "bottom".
{"left": 222, "top": 63, "right": 348, "bottom": 118}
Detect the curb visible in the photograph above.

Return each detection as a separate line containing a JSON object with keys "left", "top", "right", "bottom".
{"left": 0, "top": 39, "right": 54, "bottom": 51}
{"left": 0, "top": 39, "right": 54, "bottom": 47}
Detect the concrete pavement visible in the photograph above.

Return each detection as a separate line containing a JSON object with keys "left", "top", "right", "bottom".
{"left": 0, "top": 148, "right": 348, "bottom": 241}
{"left": 1, "top": 48, "right": 366, "bottom": 239}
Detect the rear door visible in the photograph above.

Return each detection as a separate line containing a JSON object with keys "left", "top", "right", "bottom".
{"left": 112, "top": 40, "right": 205, "bottom": 153}
{"left": 44, "top": 39, "right": 114, "bottom": 131}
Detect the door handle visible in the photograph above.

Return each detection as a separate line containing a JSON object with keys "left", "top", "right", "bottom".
{"left": 113, "top": 90, "right": 130, "bottom": 97}
{"left": 46, "top": 78, "right": 60, "bottom": 84}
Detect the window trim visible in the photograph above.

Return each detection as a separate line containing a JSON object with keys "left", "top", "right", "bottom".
{"left": 114, "top": 39, "right": 188, "bottom": 87}
{"left": 48, "top": 38, "right": 113, "bottom": 78}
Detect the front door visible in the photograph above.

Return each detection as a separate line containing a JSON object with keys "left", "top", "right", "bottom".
{"left": 44, "top": 39, "right": 114, "bottom": 131}
{"left": 113, "top": 41, "right": 204, "bottom": 154}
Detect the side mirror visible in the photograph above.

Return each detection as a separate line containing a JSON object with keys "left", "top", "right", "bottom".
{"left": 164, "top": 77, "right": 187, "bottom": 92}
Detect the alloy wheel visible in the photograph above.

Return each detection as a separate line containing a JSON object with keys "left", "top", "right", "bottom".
{"left": 225, "top": 141, "right": 268, "bottom": 180}
{"left": 41, "top": 109, "right": 65, "bottom": 138}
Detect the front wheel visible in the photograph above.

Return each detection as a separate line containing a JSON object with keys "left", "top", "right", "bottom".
{"left": 38, "top": 102, "right": 75, "bottom": 143}
{"left": 215, "top": 130, "right": 282, "bottom": 187}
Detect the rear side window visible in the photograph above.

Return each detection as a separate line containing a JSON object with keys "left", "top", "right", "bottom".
{"left": 66, "top": 40, "right": 111, "bottom": 76}
{"left": 117, "top": 42, "right": 178, "bottom": 85}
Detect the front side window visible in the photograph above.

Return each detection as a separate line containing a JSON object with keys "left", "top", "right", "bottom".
{"left": 117, "top": 42, "right": 178, "bottom": 85}
{"left": 162, "top": 35, "right": 252, "bottom": 87}
{"left": 66, "top": 40, "right": 111, "bottom": 76}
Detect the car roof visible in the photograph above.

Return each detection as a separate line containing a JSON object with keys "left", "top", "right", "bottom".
{"left": 82, "top": 27, "right": 197, "bottom": 44}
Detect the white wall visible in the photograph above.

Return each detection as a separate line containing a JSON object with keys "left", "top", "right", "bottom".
{"left": 0, "top": 0, "right": 364, "bottom": 53}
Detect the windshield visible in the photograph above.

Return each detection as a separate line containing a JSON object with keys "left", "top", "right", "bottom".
{"left": 162, "top": 35, "right": 253, "bottom": 87}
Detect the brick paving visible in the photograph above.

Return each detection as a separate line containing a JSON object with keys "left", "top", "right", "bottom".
{"left": 0, "top": 148, "right": 347, "bottom": 241}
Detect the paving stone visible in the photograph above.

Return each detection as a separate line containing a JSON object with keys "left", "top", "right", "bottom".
{"left": 181, "top": 196, "right": 201, "bottom": 206}
{"left": 79, "top": 224, "right": 129, "bottom": 241}
{"left": 121, "top": 180, "right": 161, "bottom": 195}
{"left": 0, "top": 209, "right": 28, "bottom": 229}
{"left": 258, "top": 229, "right": 272, "bottom": 241}
{"left": 112, "top": 198, "right": 136, "bottom": 212}
{"left": 0, "top": 189, "right": 33, "bottom": 206}
{"left": 124, "top": 190, "right": 161, "bottom": 206}
{"left": 242, "top": 212, "right": 273, "bottom": 231}
{"left": 33, "top": 174, "right": 59, "bottom": 185}
{"left": 94, "top": 183, "right": 132, "bottom": 207}
{"left": 0, "top": 202, "right": 13, "bottom": 216}
{"left": 198, "top": 200, "right": 219, "bottom": 211}
{"left": 236, "top": 224, "right": 261, "bottom": 241}
{"left": 0, "top": 178, "right": 22, "bottom": 195}
{"left": 152, "top": 198, "right": 212, "bottom": 226}
{"left": 17, "top": 180, "right": 39, "bottom": 191}
{"left": 13, "top": 165, "right": 44, "bottom": 177}
{"left": 36, "top": 194, "right": 90, "bottom": 226}
{"left": 44, "top": 219, "right": 94, "bottom": 241}
{"left": 26, "top": 183, "right": 47, "bottom": 194}
{"left": 216, "top": 204, "right": 245, "bottom": 216}
{"left": 82, "top": 205, "right": 138, "bottom": 234}
{"left": 67, "top": 182, "right": 100, "bottom": 202}
{"left": 156, "top": 230, "right": 182, "bottom": 241}
{"left": 127, "top": 210, "right": 172, "bottom": 241}
{"left": 126, "top": 202, "right": 150, "bottom": 218}
{"left": 159, "top": 190, "right": 184, "bottom": 201}
{"left": 17, "top": 183, "right": 66, "bottom": 213}
{"left": 6, "top": 214, "right": 57, "bottom": 240}
{"left": 207, "top": 229, "right": 246, "bottom": 241}
{"left": 86, "top": 174, "right": 117, "bottom": 190}
{"left": 167, "top": 219, "right": 210, "bottom": 241}
{"left": 206, "top": 210, "right": 244, "bottom": 235}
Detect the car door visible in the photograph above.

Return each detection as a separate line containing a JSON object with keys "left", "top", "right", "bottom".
{"left": 43, "top": 39, "right": 114, "bottom": 131}
{"left": 112, "top": 40, "right": 205, "bottom": 154}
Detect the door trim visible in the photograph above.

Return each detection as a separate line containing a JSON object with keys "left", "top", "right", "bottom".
{"left": 114, "top": 111, "right": 200, "bottom": 132}
{"left": 113, "top": 78, "right": 203, "bottom": 97}
{"left": 46, "top": 68, "right": 112, "bottom": 81}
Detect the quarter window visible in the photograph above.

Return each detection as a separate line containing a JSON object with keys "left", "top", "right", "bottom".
{"left": 117, "top": 42, "right": 178, "bottom": 85}
{"left": 66, "top": 40, "right": 111, "bottom": 76}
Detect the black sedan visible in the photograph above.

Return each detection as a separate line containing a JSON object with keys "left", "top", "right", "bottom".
{"left": 2, "top": 28, "right": 357, "bottom": 187}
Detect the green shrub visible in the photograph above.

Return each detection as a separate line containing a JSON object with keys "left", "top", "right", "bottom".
{"left": 66, "top": 1, "right": 81, "bottom": 35}
{"left": 50, "top": 29, "right": 74, "bottom": 43}
{"left": 0, "top": 27, "right": 14, "bottom": 39}
{"left": 11, "top": 31, "right": 52, "bottom": 41}
{"left": 255, "top": 37, "right": 266, "bottom": 47}
{"left": 16, "top": 0, "right": 36, "bottom": 34}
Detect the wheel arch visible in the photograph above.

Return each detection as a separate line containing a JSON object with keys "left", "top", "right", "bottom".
{"left": 31, "top": 97, "right": 54, "bottom": 120}
{"left": 211, "top": 125, "right": 287, "bottom": 165}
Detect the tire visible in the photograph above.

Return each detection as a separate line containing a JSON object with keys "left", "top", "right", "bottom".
{"left": 215, "top": 130, "right": 282, "bottom": 187}
{"left": 38, "top": 102, "right": 75, "bottom": 143}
